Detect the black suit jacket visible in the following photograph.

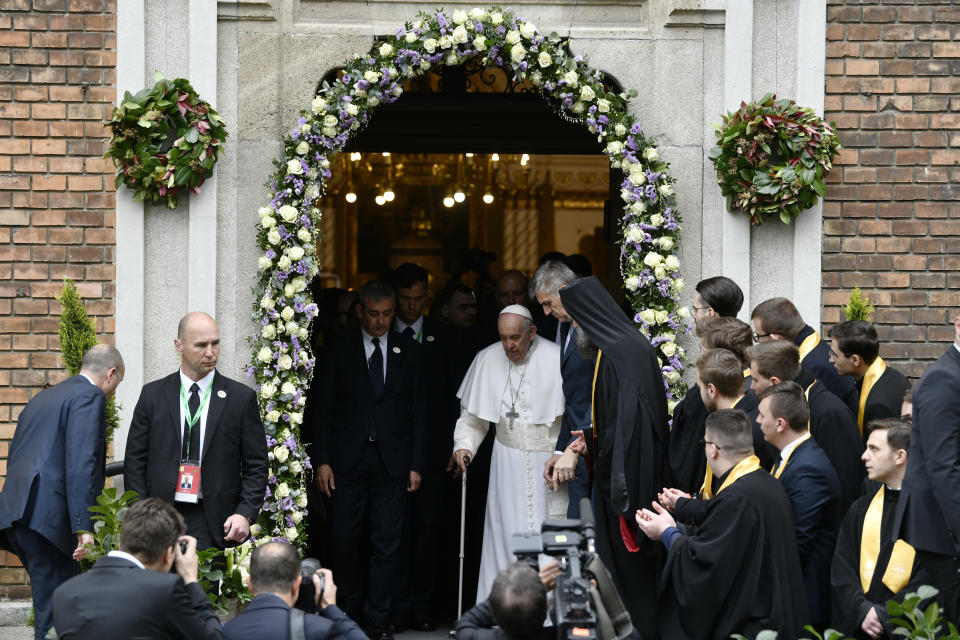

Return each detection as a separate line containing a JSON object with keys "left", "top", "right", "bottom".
{"left": 52, "top": 555, "right": 222, "bottom": 639}
{"left": 409, "top": 316, "right": 462, "bottom": 472}
{"left": 0, "top": 376, "right": 105, "bottom": 557}
{"left": 455, "top": 600, "right": 552, "bottom": 640}
{"left": 794, "top": 326, "right": 859, "bottom": 415}
{"left": 554, "top": 324, "right": 595, "bottom": 452}
{"left": 313, "top": 329, "right": 426, "bottom": 478}
{"left": 223, "top": 593, "right": 367, "bottom": 640}
{"left": 123, "top": 370, "right": 269, "bottom": 548}
{"left": 778, "top": 437, "right": 842, "bottom": 625}
{"left": 860, "top": 365, "right": 909, "bottom": 429}
{"left": 897, "top": 346, "right": 960, "bottom": 556}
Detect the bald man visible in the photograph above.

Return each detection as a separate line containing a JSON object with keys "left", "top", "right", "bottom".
{"left": 124, "top": 312, "right": 268, "bottom": 551}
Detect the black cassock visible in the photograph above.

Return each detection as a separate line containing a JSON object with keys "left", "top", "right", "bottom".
{"left": 666, "top": 468, "right": 809, "bottom": 640}
{"left": 859, "top": 366, "right": 909, "bottom": 432}
{"left": 560, "top": 277, "right": 668, "bottom": 639}
{"left": 830, "top": 488, "right": 924, "bottom": 639}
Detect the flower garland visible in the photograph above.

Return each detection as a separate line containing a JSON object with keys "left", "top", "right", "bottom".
{"left": 105, "top": 72, "right": 228, "bottom": 210}
{"left": 709, "top": 93, "right": 841, "bottom": 225}
{"left": 247, "top": 6, "right": 689, "bottom": 547}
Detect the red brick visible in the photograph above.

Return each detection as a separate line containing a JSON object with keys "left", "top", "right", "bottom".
{"left": 914, "top": 131, "right": 948, "bottom": 147}
{"left": 915, "top": 96, "right": 950, "bottom": 112}
{"left": 48, "top": 50, "right": 84, "bottom": 66}
{"left": 0, "top": 31, "right": 31, "bottom": 47}
{"left": 895, "top": 78, "right": 930, "bottom": 94}
{"left": 916, "top": 24, "right": 951, "bottom": 41}
{"left": 895, "top": 149, "right": 931, "bottom": 165}
{"left": 31, "top": 210, "right": 66, "bottom": 226}
{"left": 897, "top": 42, "right": 932, "bottom": 58}
{"left": 876, "top": 200, "right": 910, "bottom": 217}
{"left": 877, "top": 273, "right": 910, "bottom": 289}
{"left": 877, "top": 167, "right": 913, "bottom": 183}
{"left": 13, "top": 121, "right": 49, "bottom": 137}
{"left": 880, "top": 60, "right": 915, "bottom": 76}
{"left": 48, "top": 13, "right": 83, "bottom": 29}
{"left": 918, "top": 167, "right": 949, "bottom": 183}
{"left": 933, "top": 42, "right": 960, "bottom": 58}
{"left": 916, "top": 60, "right": 951, "bottom": 76}
{"left": 11, "top": 49, "right": 49, "bottom": 66}
{"left": 894, "top": 185, "right": 929, "bottom": 200}
{"left": 862, "top": 6, "right": 897, "bottom": 23}
{"left": 895, "top": 114, "right": 929, "bottom": 129}
{"left": 914, "top": 202, "right": 949, "bottom": 219}
{"left": 931, "top": 114, "right": 960, "bottom": 129}
{"left": 899, "top": 7, "right": 934, "bottom": 22}
{"left": 862, "top": 42, "right": 896, "bottom": 58}
{"left": 31, "top": 103, "right": 65, "bottom": 119}
{"left": 881, "top": 24, "right": 915, "bottom": 41}
{"left": 847, "top": 59, "right": 880, "bottom": 75}
{"left": 913, "top": 238, "right": 948, "bottom": 254}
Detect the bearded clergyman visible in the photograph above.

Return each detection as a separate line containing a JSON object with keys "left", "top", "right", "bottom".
{"left": 451, "top": 304, "right": 567, "bottom": 602}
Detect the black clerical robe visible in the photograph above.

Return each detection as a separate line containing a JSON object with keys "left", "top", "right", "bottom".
{"left": 560, "top": 277, "right": 668, "bottom": 638}
{"left": 665, "top": 465, "right": 809, "bottom": 640}
{"left": 795, "top": 325, "right": 859, "bottom": 415}
{"left": 857, "top": 364, "right": 909, "bottom": 436}
{"left": 831, "top": 487, "right": 922, "bottom": 639}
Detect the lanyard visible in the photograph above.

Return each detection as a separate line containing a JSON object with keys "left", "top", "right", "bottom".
{"left": 180, "top": 379, "right": 213, "bottom": 459}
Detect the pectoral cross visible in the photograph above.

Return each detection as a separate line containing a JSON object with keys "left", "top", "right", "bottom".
{"left": 506, "top": 405, "right": 519, "bottom": 430}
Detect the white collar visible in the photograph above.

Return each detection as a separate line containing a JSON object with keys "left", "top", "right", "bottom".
{"left": 779, "top": 433, "right": 808, "bottom": 461}
{"left": 361, "top": 328, "right": 387, "bottom": 345}
{"left": 179, "top": 368, "right": 215, "bottom": 393}
{"left": 395, "top": 315, "right": 424, "bottom": 337}
{"left": 80, "top": 373, "right": 98, "bottom": 386}
{"left": 108, "top": 550, "right": 146, "bottom": 570}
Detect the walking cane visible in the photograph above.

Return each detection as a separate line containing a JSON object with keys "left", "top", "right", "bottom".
{"left": 450, "top": 454, "right": 471, "bottom": 639}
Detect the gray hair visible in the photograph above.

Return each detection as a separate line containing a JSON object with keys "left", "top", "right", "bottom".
{"left": 529, "top": 261, "right": 576, "bottom": 299}
{"left": 80, "top": 344, "right": 124, "bottom": 376}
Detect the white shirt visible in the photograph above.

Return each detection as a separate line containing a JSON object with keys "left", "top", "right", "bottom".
{"left": 778, "top": 432, "right": 809, "bottom": 464}
{"left": 178, "top": 369, "right": 215, "bottom": 461}
{"left": 107, "top": 550, "right": 145, "bottom": 570}
{"left": 395, "top": 315, "right": 424, "bottom": 343}
{"left": 80, "top": 373, "right": 97, "bottom": 386}
{"left": 361, "top": 328, "right": 388, "bottom": 380}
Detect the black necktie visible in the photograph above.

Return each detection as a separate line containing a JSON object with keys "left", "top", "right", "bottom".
{"left": 369, "top": 338, "right": 385, "bottom": 397}
{"left": 182, "top": 383, "right": 202, "bottom": 461}
{"left": 402, "top": 326, "right": 416, "bottom": 342}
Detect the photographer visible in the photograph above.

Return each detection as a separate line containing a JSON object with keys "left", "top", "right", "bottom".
{"left": 223, "top": 542, "right": 366, "bottom": 640}
{"left": 455, "top": 562, "right": 556, "bottom": 640}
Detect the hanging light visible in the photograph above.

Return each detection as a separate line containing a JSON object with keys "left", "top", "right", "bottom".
{"left": 375, "top": 194, "right": 386, "bottom": 206}
{"left": 350, "top": 152, "right": 361, "bottom": 161}
{"left": 383, "top": 189, "right": 395, "bottom": 202}
{"left": 491, "top": 153, "right": 500, "bottom": 162}
{"left": 465, "top": 152, "right": 474, "bottom": 158}
{"left": 345, "top": 191, "right": 357, "bottom": 203}
{"left": 382, "top": 152, "right": 391, "bottom": 157}
{"left": 482, "top": 193, "right": 494, "bottom": 204}
{"left": 520, "top": 153, "right": 529, "bottom": 167}
{"left": 443, "top": 196, "right": 455, "bottom": 208}
{"left": 453, "top": 190, "right": 465, "bottom": 203}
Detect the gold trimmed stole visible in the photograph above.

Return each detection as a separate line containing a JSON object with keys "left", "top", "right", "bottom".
{"left": 798, "top": 331, "right": 821, "bottom": 363}
{"left": 860, "top": 485, "right": 915, "bottom": 594}
{"left": 857, "top": 357, "right": 887, "bottom": 437}
{"left": 699, "top": 395, "right": 745, "bottom": 499}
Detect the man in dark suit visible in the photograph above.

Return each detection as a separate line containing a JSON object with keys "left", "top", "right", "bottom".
{"left": 531, "top": 260, "right": 592, "bottom": 518}
{"left": 752, "top": 297, "right": 859, "bottom": 415}
{"left": 390, "top": 263, "right": 459, "bottom": 630}
{"left": 896, "top": 313, "right": 960, "bottom": 623}
{"left": 223, "top": 542, "right": 366, "bottom": 640}
{"left": 52, "top": 498, "right": 222, "bottom": 640}
{"left": 758, "top": 381, "right": 842, "bottom": 630}
{"left": 455, "top": 562, "right": 552, "bottom": 640}
{"left": 313, "top": 280, "right": 426, "bottom": 640}
{"left": 124, "top": 312, "right": 268, "bottom": 551}
{"left": 827, "top": 320, "right": 910, "bottom": 437}
{"left": 0, "top": 344, "right": 124, "bottom": 640}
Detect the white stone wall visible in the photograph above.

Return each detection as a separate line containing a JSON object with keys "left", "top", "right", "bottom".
{"left": 113, "top": 0, "right": 826, "bottom": 446}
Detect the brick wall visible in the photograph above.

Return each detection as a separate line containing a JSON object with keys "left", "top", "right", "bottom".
{"left": 823, "top": 0, "right": 958, "bottom": 379}
{"left": 0, "top": 0, "right": 116, "bottom": 595}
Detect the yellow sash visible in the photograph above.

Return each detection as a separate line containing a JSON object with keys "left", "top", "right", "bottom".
{"left": 797, "top": 331, "right": 821, "bottom": 363}
{"left": 860, "top": 485, "right": 915, "bottom": 594}
{"left": 700, "top": 395, "right": 745, "bottom": 499}
{"left": 743, "top": 368, "right": 751, "bottom": 378}
{"left": 857, "top": 357, "right": 887, "bottom": 437}
{"left": 716, "top": 455, "right": 761, "bottom": 495}
{"left": 772, "top": 432, "right": 811, "bottom": 479}
{"left": 590, "top": 350, "right": 602, "bottom": 446}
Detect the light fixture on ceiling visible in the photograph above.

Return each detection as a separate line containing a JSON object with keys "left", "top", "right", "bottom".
{"left": 375, "top": 194, "right": 386, "bottom": 206}
{"left": 345, "top": 191, "right": 357, "bottom": 203}
{"left": 482, "top": 192, "right": 494, "bottom": 204}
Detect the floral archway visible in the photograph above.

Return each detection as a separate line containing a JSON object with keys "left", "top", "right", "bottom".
{"left": 247, "top": 7, "right": 688, "bottom": 545}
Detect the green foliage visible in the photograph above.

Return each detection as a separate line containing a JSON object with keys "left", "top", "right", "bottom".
{"left": 78, "top": 487, "right": 140, "bottom": 569}
{"left": 842, "top": 288, "right": 875, "bottom": 322}
{"left": 56, "top": 279, "right": 121, "bottom": 444}
{"left": 709, "top": 93, "right": 841, "bottom": 225}
{"left": 104, "top": 71, "right": 228, "bottom": 210}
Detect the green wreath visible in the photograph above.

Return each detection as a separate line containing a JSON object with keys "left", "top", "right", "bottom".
{"left": 709, "top": 93, "right": 840, "bottom": 225}
{"left": 105, "top": 73, "right": 228, "bottom": 210}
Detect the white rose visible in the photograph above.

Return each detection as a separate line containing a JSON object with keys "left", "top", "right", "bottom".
{"left": 629, "top": 165, "right": 647, "bottom": 186}
{"left": 423, "top": 38, "right": 437, "bottom": 53}
{"left": 657, "top": 237, "right": 675, "bottom": 251}
{"left": 260, "top": 382, "right": 276, "bottom": 398}
{"left": 668, "top": 399, "right": 680, "bottom": 415}
{"left": 439, "top": 35, "right": 452, "bottom": 49}
{"left": 445, "top": 52, "right": 458, "bottom": 66}
{"left": 563, "top": 70, "right": 579, "bottom": 87}
{"left": 276, "top": 479, "right": 290, "bottom": 495}
{"left": 305, "top": 183, "right": 319, "bottom": 200}
{"left": 519, "top": 22, "right": 537, "bottom": 39}
{"left": 572, "top": 101, "right": 585, "bottom": 114}
{"left": 452, "top": 9, "right": 468, "bottom": 24}
{"left": 286, "top": 159, "right": 303, "bottom": 175}
{"left": 490, "top": 12, "right": 503, "bottom": 25}
{"left": 311, "top": 97, "right": 327, "bottom": 113}
{"left": 278, "top": 354, "right": 293, "bottom": 370}
{"left": 505, "top": 29, "right": 520, "bottom": 45}
{"left": 296, "top": 494, "right": 308, "bottom": 508}
{"left": 379, "top": 42, "right": 393, "bottom": 57}
{"left": 419, "top": 60, "right": 430, "bottom": 70}
{"left": 290, "top": 412, "right": 303, "bottom": 425}
{"left": 678, "top": 306, "right": 691, "bottom": 319}
{"left": 629, "top": 200, "right": 647, "bottom": 215}
{"left": 249, "top": 524, "right": 261, "bottom": 537}
{"left": 615, "top": 123, "right": 626, "bottom": 136}
{"left": 288, "top": 246, "right": 305, "bottom": 261}
{"left": 605, "top": 141, "right": 623, "bottom": 156}
{"left": 665, "top": 255, "right": 680, "bottom": 270}
{"left": 277, "top": 205, "right": 297, "bottom": 223}
{"left": 510, "top": 43, "right": 526, "bottom": 63}
{"left": 295, "top": 141, "right": 310, "bottom": 156}
{"left": 292, "top": 277, "right": 307, "bottom": 292}
{"left": 625, "top": 275, "right": 639, "bottom": 292}
{"left": 364, "top": 70, "right": 380, "bottom": 84}
{"left": 469, "top": 8, "right": 486, "bottom": 20}
{"left": 297, "top": 327, "right": 309, "bottom": 340}
{"left": 280, "top": 381, "right": 296, "bottom": 396}
{"left": 300, "top": 123, "right": 310, "bottom": 134}
{"left": 298, "top": 228, "right": 312, "bottom": 243}
{"left": 673, "top": 278, "right": 685, "bottom": 292}
{"left": 298, "top": 350, "right": 309, "bottom": 364}
{"left": 597, "top": 99, "right": 610, "bottom": 113}
{"left": 285, "top": 527, "right": 298, "bottom": 541}
{"left": 290, "top": 460, "right": 303, "bottom": 475}
{"left": 654, "top": 264, "right": 667, "bottom": 280}
{"left": 261, "top": 214, "right": 277, "bottom": 229}
{"left": 643, "top": 147, "right": 659, "bottom": 162}
{"left": 405, "top": 31, "right": 417, "bottom": 43}
{"left": 323, "top": 114, "right": 338, "bottom": 128}
{"left": 644, "top": 252, "right": 663, "bottom": 267}
{"left": 277, "top": 255, "right": 292, "bottom": 270}
{"left": 661, "top": 342, "right": 677, "bottom": 358}
{"left": 639, "top": 309, "right": 656, "bottom": 325}
{"left": 452, "top": 25, "right": 468, "bottom": 44}
{"left": 321, "top": 126, "right": 337, "bottom": 138}
{"left": 285, "top": 321, "right": 298, "bottom": 335}
{"left": 665, "top": 369, "right": 681, "bottom": 384}
{"left": 258, "top": 256, "right": 272, "bottom": 270}
{"left": 537, "top": 52, "right": 552, "bottom": 68}
{"left": 659, "top": 183, "right": 675, "bottom": 197}
{"left": 258, "top": 206, "right": 272, "bottom": 218}
{"left": 579, "top": 85, "right": 596, "bottom": 102}
{"left": 280, "top": 306, "right": 295, "bottom": 321}
{"left": 412, "top": 19, "right": 423, "bottom": 30}
{"left": 291, "top": 511, "right": 303, "bottom": 524}
{"left": 284, "top": 283, "right": 295, "bottom": 298}
{"left": 257, "top": 347, "right": 273, "bottom": 363}
{"left": 655, "top": 310, "right": 670, "bottom": 324}
{"left": 262, "top": 324, "right": 277, "bottom": 340}
{"left": 266, "top": 409, "right": 281, "bottom": 423}
{"left": 649, "top": 213, "right": 664, "bottom": 227}
{"left": 260, "top": 295, "right": 275, "bottom": 310}
{"left": 473, "top": 35, "right": 487, "bottom": 51}
{"left": 625, "top": 225, "right": 643, "bottom": 243}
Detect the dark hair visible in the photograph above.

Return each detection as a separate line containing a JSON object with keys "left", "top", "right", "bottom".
{"left": 695, "top": 276, "right": 744, "bottom": 318}
{"left": 827, "top": 320, "right": 880, "bottom": 364}
{"left": 866, "top": 418, "right": 911, "bottom": 452}
{"left": 119, "top": 498, "right": 186, "bottom": 564}
{"left": 538, "top": 251, "right": 566, "bottom": 265}
{"left": 747, "top": 341, "right": 802, "bottom": 382}
{"left": 355, "top": 280, "right": 396, "bottom": 308}
{"left": 250, "top": 542, "right": 301, "bottom": 595}
{"left": 704, "top": 409, "right": 754, "bottom": 455}
{"left": 758, "top": 381, "right": 809, "bottom": 433}
{"left": 562, "top": 254, "right": 592, "bottom": 277}
{"left": 696, "top": 349, "right": 745, "bottom": 398}
{"left": 751, "top": 298, "right": 806, "bottom": 340}
{"left": 437, "top": 282, "right": 476, "bottom": 308}
{"left": 393, "top": 263, "right": 429, "bottom": 290}
{"left": 488, "top": 562, "right": 547, "bottom": 638}
{"left": 698, "top": 316, "right": 753, "bottom": 366}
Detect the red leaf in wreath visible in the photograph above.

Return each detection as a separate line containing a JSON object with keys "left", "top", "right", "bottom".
{"left": 177, "top": 93, "right": 194, "bottom": 116}
{"left": 195, "top": 119, "right": 211, "bottom": 134}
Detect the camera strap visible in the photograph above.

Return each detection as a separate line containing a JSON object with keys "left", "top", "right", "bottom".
{"left": 288, "top": 607, "right": 306, "bottom": 640}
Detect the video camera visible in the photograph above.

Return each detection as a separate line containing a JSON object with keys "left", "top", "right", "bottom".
{"left": 511, "top": 497, "right": 597, "bottom": 640}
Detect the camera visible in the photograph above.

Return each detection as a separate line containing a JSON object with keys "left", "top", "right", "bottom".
{"left": 178, "top": 539, "right": 188, "bottom": 554}
{"left": 511, "top": 497, "right": 598, "bottom": 640}
{"left": 294, "top": 557, "right": 325, "bottom": 614}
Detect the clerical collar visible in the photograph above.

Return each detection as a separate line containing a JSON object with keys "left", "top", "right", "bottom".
{"left": 779, "top": 432, "right": 808, "bottom": 461}
{"left": 179, "top": 368, "right": 215, "bottom": 393}
{"left": 108, "top": 550, "right": 145, "bottom": 570}
{"left": 395, "top": 315, "right": 424, "bottom": 338}
{"left": 884, "top": 484, "right": 902, "bottom": 493}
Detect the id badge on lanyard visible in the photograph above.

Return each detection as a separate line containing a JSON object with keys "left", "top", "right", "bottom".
{"left": 175, "top": 461, "right": 201, "bottom": 503}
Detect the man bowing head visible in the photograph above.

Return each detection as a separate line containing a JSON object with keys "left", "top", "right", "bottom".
{"left": 452, "top": 304, "right": 566, "bottom": 602}
{"left": 124, "top": 312, "right": 269, "bottom": 552}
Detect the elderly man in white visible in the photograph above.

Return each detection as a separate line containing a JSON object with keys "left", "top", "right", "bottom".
{"left": 451, "top": 304, "right": 567, "bottom": 601}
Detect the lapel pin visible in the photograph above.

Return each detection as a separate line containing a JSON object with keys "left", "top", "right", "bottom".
{"left": 393, "top": 346, "right": 401, "bottom": 353}
{"left": 426, "top": 335, "right": 435, "bottom": 342}
{"left": 217, "top": 390, "right": 227, "bottom": 398}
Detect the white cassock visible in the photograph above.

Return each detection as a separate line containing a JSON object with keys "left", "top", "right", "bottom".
{"left": 453, "top": 334, "right": 567, "bottom": 602}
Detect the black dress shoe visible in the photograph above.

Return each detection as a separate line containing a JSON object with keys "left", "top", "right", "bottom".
{"left": 412, "top": 617, "right": 436, "bottom": 632}
{"left": 369, "top": 623, "right": 394, "bottom": 640}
